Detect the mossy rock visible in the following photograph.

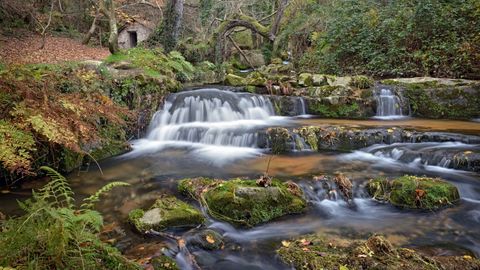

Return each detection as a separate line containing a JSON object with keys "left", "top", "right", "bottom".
{"left": 298, "top": 73, "right": 313, "bottom": 87}
{"left": 349, "top": 75, "right": 374, "bottom": 89}
{"left": 367, "top": 175, "right": 460, "bottom": 210}
{"left": 224, "top": 73, "right": 247, "bottom": 86}
{"left": 152, "top": 255, "right": 179, "bottom": 270}
{"left": 128, "top": 195, "right": 204, "bottom": 232}
{"left": 278, "top": 234, "right": 479, "bottom": 270}
{"left": 312, "top": 74, "right": 328, "bottom": 86}
{"left": 246, "top": 71, "right": 267, "bottom": 86}
{"left": 178, "top": 178, "right": 306, "bottom": 227}
{"left": 267, "top": 127, "right": 292, "bottom": 154}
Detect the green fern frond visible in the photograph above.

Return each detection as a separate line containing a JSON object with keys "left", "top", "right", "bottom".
{"left": 81, "top": 182, "right": 130, "bottom": 209}
{"left": 39, "top": 166, "right": 75, "bottom": 209}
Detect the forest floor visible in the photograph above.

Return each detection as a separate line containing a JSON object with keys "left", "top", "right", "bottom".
{"left": 0, "top": 31, "right": 110, "bottom": 65}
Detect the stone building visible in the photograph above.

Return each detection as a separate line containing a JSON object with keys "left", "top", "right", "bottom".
{"left": 118, "top": 20, "right": 154, "bottom": 49}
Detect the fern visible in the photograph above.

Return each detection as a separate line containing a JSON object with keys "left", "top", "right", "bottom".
{"left": 81, "top": 181, "right": 130, "bottom": 209}
{"left": 39, "top": 166, "right": 75, "bottom": 208}
{"left": 0, "top": 167, "right": 139, "bottom": 269}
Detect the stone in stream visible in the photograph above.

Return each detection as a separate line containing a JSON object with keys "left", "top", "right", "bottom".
{"left": 277, "top": 234, "right": 480, "bottom": 270}
{"left": 178, "top": 178, "right": 306, "bottom": 227}
{"left": 188, "top": 229, "right": 224, "bottom": 250}
{"left": 128, "top": 195, "right": 205, "bottom": 232}
{"left": 266, "top": 127, "right": 292, "bottom": 154}
{"left": 367, "top": 175, "right": 460, "bottom": 210}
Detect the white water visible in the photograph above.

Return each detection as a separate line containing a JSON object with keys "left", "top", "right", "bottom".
{"left": 373, "top": 89, "right": 406, "bottom": 120}
{"left": 127, "top": 88, "right": 292, "bottom": 163}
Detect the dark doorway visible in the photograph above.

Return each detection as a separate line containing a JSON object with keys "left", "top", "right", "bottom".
{"left": 128, "top": 31, "right": 138, "bottom": 48}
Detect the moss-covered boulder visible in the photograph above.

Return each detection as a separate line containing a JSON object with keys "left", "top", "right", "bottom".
{"left": 178, "top": 178, "right": 306, "bottom": 227}
{"left": 349, "top": 75, "right": 374, "bottom": 89}
{"left": 246, "top": 71, "right": 267, "bottom": 86}
{"left": 128, "top": 196, "right": 204, "bottom": 232}
{"left": 298, "top": 73, "right": 313, "bottom": 87}
{"left": 277, "top": 234, "right": 480, "bottom": 270}
{"left": 367, "top": 175, "right": 460, "bottom": 210}
{"left": 312, "top": 74, "right": 328, "bottom": 86}
{"left": 224, "top": 73, "right": 247, "bottom": 86}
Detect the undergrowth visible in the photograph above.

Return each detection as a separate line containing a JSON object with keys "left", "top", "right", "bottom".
{"left": 0, "top": 166, "right": 137, "bottom": 269}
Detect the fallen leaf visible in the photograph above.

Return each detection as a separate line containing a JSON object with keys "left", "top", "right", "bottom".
{"left": 281, "top": 240, "right": 290, "bottom": 248}
{"left": 464, "top": 255, "right": 473, "bottom": 260}
{"left": 206, "top": 234, "right": 215, "bottom": 244}
{"left": 299, "top": 238, "right": 312, "bottom": 246}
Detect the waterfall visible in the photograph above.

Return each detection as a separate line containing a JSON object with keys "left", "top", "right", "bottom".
{"left": 146, "top": 88, "right": 278, "bottom": 148}
{"left": 125, "top": 88, "right": 293, "bottom": 164}
{"left": 373, "top": 89, "right": 405, "bottom": 119}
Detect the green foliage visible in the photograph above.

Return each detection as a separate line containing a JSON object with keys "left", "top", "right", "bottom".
{"left": 291, "top": 0, "right": 480, "bottom": 78}
{"left": 0, "top": 120, "right": 36, "bottom": 175}
{"left": 82, "top": 182, "right": 130, "bottom": 209}
{"left": 0, "top": 167, "right": 137, "bottom": 269}
{"left": 105, "top": 48, "right": 196, "bottom": 83}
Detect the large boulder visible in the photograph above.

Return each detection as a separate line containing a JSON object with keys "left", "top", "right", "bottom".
{"left": 367, "top": 175, "right": 460, "bottom": 210}
{"left": 278, "top": 234, "right": 480, "bottom": 270}
{"left": 178, "top": 178, "right": 306, "bottom": 227}
{"left": 128, "top": 195, "right": 204, "bottom": 232}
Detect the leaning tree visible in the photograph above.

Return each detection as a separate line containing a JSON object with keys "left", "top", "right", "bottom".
{"left": 213, "top": 0, "right": 289, "bottom": 64}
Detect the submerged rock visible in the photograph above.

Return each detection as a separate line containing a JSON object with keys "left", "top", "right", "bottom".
{"left": 367, "top": 175, "right": 460, "bottom": 210}
{"left": 189, "top": 229, "right": 224, "bottom": 250}
{"left": 128, "top": 195, "right": 204, "bottom": 232}
{"left": 278, "top": 234, "right": 480, "bottom": 270}
{"left": 178, "top": 178, "right": 306, "bottom": 227}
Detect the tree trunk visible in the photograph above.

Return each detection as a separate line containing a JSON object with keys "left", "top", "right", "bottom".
{"left": 213, "top": 15, "right": 270, "bottom": 64}
{"left": 82, "top": 11, "right": 99, "bottom": 45}
{"left": 99, "top": 0, "right": 119, "bottom": 54}
{"left": 161, "top": 0, "right": 185, "bottom": 52}
{"left": 269, "top": 0, "right": 289, "bottom": 41}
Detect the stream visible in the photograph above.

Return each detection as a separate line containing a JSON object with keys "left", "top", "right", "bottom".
{"left": 2, "top": 87, "right": 480, "bottom": 269}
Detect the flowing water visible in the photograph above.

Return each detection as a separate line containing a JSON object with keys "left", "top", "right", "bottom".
{"left": 373, "top": 88, "right": 407, "bottom": 120}
{"left": 1, "top": 88, "right": 479, "bottom": 269}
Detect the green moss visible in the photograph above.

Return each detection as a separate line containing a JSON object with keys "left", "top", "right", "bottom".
{"left": 224, "top": 73, "right": 247, "bottom": 86}
{"left": 296, "top": 127, "right": 321, "bottom": 151}
{"left": 179, "top": 178, "right": 306, "bottom": 227}
{"left": 277, "top": 234, "right": 448, "bottom": 270}
{"left": 349, "top": 75, "right": 374, "bottom": 89}
{"left": 152, "top": 255, "right": 179, "bottom": 270}
{"left": 245, "top": 85, "right": 257, "bottom": 93}
{"left": 128, "top": 196, "right": 205, "bottom": 232}
{"left": 367, "top": 175, "right": 460, "bottom": 210}
{"left": 309, "top": 101, "right": 361, "bottom": 118}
